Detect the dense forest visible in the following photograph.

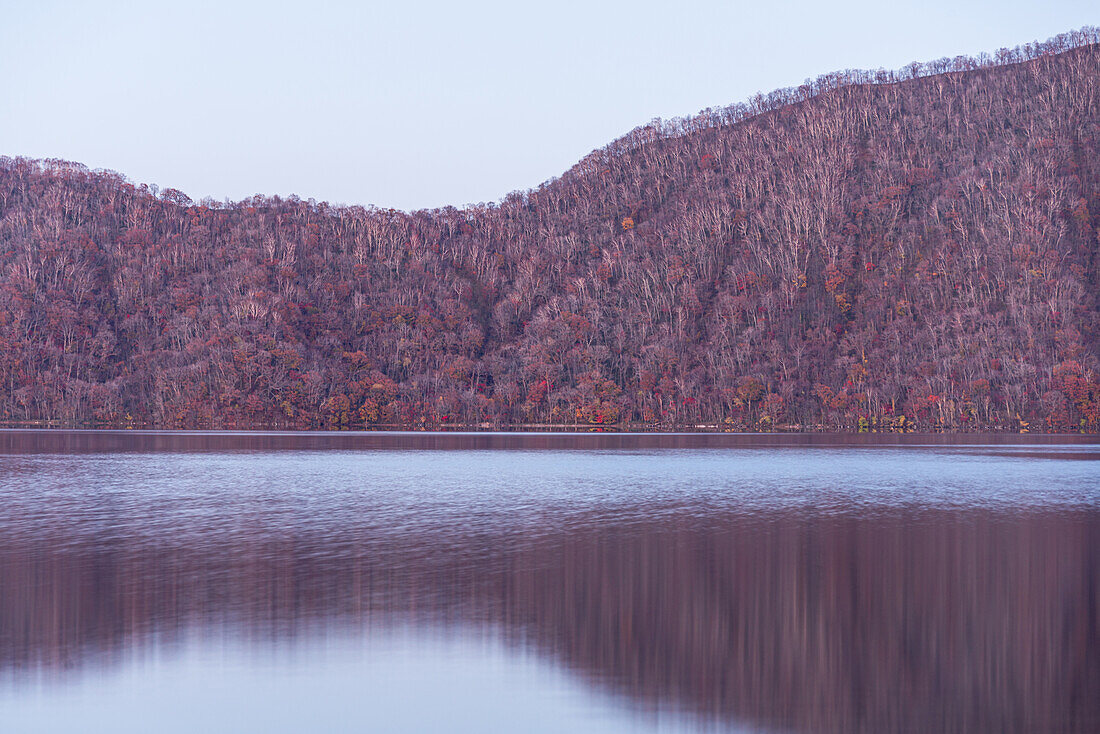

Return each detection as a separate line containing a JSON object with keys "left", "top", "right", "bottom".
{"left": 1, "top": 29, "right": 1099, "bottom": 431}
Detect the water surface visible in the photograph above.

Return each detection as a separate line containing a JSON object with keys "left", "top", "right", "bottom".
{"left": 1, "top": 431, "right": 1097, "bottom": 733}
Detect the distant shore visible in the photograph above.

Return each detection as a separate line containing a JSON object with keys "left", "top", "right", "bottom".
{"left": 0, "top": 420, "right": 1075, "bottom": 434}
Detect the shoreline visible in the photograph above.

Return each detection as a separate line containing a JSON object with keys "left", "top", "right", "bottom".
{"left": 0, "top": 422, "right": 1091, "bottom": 435}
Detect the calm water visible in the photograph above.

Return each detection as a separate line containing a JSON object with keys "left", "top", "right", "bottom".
{"left": 0, "top": 431, "right": 1097, "bottom": 733}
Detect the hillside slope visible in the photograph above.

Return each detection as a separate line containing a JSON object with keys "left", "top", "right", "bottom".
{"left": 1, "top": 29, "right": 1098, "bottom": 430}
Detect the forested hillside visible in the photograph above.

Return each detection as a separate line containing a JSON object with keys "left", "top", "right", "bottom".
{"left": 2, "top": 29, "right": 1098, "bottom": 431}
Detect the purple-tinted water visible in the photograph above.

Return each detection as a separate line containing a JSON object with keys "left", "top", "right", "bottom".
{"left": 0, "top": 431, "right": 1097, "bottom": 733}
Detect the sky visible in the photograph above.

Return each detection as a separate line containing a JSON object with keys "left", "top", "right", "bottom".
{"left": 2, "top": 0, "right": 1096, "bottom": 211}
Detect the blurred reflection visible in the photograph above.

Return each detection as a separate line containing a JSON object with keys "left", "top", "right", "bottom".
{"left": 1, "top": 512, "right": 1096, "bottom": 731}
{"left": 0, "top": 433, "right": 1097, "bottom": 733}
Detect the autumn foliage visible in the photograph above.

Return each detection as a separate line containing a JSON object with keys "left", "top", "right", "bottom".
{"left": 1, "top": 29, "right": 1099, "bottom": 431}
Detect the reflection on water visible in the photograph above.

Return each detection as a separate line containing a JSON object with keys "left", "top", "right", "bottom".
{"left": 0, "top": 432, "right": 1097, "bottom": 733}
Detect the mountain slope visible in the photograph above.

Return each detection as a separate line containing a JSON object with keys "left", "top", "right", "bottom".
{"left": 1, "top": 29, "right": 1098, "bottom": 430}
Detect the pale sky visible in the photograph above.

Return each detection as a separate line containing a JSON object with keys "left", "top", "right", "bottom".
{"left": 2, "top": 1, "right": 1095, "bottom": 211}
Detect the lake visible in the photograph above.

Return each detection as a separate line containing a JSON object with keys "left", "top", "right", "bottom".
{"left": 0, "top": 431, "right": 1097, "bottom": 733}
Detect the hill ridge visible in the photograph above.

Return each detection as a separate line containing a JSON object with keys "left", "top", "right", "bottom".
{"left": 12, "top": 27, "right": 1098, "bottom": 216}
{"left": 1, "top": 30, "right": 1098, "bottom": 431}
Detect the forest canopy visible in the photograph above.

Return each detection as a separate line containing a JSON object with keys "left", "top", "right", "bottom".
{"left": 1, "top": 28, "right": 1098, "bottom": 431}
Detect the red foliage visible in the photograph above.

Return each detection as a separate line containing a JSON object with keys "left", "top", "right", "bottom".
{"left": 0, "top": 32, "right": 1098, "bottom": 431}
